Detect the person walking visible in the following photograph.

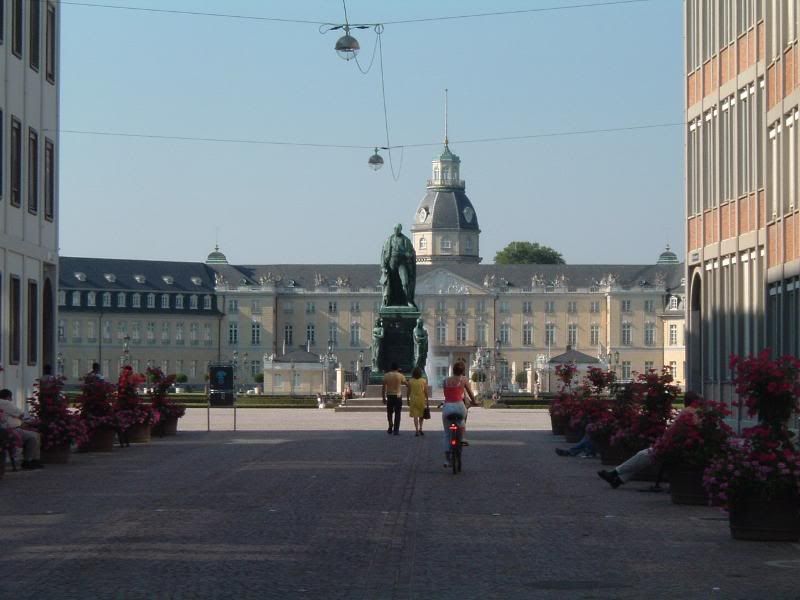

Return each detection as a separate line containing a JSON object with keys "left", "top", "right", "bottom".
{"left": 382, "top": 363, "right": 406, "bottom": 435}
{"left": 441, "top": 362, "right": 477, "bottom": 467}
{"left": 407, "top": 367, "right": 429, "bottom": 436}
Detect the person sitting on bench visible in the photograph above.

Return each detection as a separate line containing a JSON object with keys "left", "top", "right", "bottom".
{"left": 0, "top": 389, "right": 44, "bottom": 470}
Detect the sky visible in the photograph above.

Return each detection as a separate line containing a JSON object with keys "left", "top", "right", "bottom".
{"left": 58, "top": 0, "right": 685, "bottom": 266}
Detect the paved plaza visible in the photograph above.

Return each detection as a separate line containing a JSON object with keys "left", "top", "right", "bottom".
{"left": 1, "top": 408, "right": 799, "bottom": 599}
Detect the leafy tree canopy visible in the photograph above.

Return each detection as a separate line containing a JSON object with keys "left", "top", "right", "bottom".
{"left": 494, "top": 241, "right": 565, "bottom": 265}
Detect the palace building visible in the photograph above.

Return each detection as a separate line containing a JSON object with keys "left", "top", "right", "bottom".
{"left": 684, "top": 1, "right": 799, "bottom": 421}
{"left": 0, "top": 2, "right": 60, "bottom": 401}
{"left": 58, "top": 139, "right": 685, "bottom": 394}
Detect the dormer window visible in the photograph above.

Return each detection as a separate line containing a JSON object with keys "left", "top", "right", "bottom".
{"left": 104, "top": 273, "right": 116, "bottom": 283}
{"left": 191, "top": 276, "right": 202, "bottom": 286}
{"left": 203, "top": 295, "right": 212, "bottom": 310}
{"left": 147, "top": 293, "right": 156, "bottom": 308}
{"left": 162, "top": 275, "right": 174, "bottom": 285}
{"left": 161, "top": 294, "right": 170, "bottom": 309}
{"left": 102, "top": 292, "right": 111, "bottom": 307}
{"left": 74, "top": 272, "right": 87, "bottom": 282}
{"left": 58, "top": 290, "right": 66, "bottom": 306}
{"left": 176, "top": 294, "right": 185, "bottom": 309}
{"left": 190, "top": 295, "right": 199, "bottom": 309}
{"left": 117, "top": 292, "right": 126, "bottom": 308}
{"left": 669, "top": 296, "right": 679, "bottom": 310}
{"left": 72, "top": 291, "right": 81, "bottom": 306}
{"left": 132, "top": 293, "right": 141, "bottom": 308}
{"left": 133, "top": 274, "right": 146, "bottom": 284}
{"left": 87, "top": 292, "right": 96, "bottom": 307}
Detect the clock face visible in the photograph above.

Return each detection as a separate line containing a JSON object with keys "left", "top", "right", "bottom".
{"left": 418, "top": 207, "right": 429, "bottom": 222}
{"left": 463, "top": 206, "right": 474, "bottom": 223}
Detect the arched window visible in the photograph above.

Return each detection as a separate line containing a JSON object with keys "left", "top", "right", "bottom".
{"left": 102, "top": 292, "right": 111, "bottom": 307}
{"left": 419, "top": 237, "right": 427, "bottom": 250}
{"left": 436, "top": 320, "right": 447, "bottom": 344}
{"left": 117, "top": 292, "right": 126, "bottom": 308}
{"left": 147, "top": 293, "right": 156, "bottom": 308}
{"left": 161, "top": 294, "right": 170, "bottom": 309}
{"left": 456, "top": 320, "right": 467, "bottom": 344}
{"left": 87, "top": 292, "right": 96, "bottom": 307}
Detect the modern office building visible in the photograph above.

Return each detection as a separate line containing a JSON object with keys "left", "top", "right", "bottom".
{"left": 684, "top": 1, "right": 799, "bottom": 420}
{"left": 0, "top": 1, "right": 60, "bottom": 400}
{"left": 59, "top": 140, "right": 685, "bottom": 394}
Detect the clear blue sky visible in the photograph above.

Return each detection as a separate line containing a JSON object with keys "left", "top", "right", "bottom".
{"left": 59, "top": 0, "right": 684, "bottom": 266}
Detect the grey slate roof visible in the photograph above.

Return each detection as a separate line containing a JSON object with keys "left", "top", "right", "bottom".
{"left": 549, "top": 348, "right": 601, "bottom": 364}
{"left": 273, "top": 348, "right": 320, "bottom": 363}
{"left": 59, "top": 258, "right": 685, "bottom": 293}
{"left": 414, "top": 190, "right": 480, "bottom": 231}
{"left": 59, "top": 257, "right": 217, "bottom": 292}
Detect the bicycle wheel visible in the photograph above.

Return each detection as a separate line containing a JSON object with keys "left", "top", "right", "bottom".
{"left": 452, "top": 446, "right": 459, "bottom": 474}
{"left": 455, "top": 446, "right": 462, "bottom": 473}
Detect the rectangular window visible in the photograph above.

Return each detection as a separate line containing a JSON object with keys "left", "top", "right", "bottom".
{"left": 621, "top": 300, "right": 631, "bottom": 312}
{"left": 284, "top": 324, "right": 293, "bottom": 347}
{"left": 590, "top": 301, "right": 600, "bottom": 313}
{"left": 175, "top": 295, "right": 184, "bottom": 309}
{"left": 621, "top": 323, "right": 632, "bottom": 346}
{"left": 328, "top": 301, "right": 337, "bottom": 314}
{"left": 175, "top": 322, "right": 184, "bottom": 345}
{"left": 476, "top": 322, "right": 487, "bottom": 345}
{"left": 621, "top": 361, "right": 631, "bottom": 380}
{"left": 522, "top": 301, "right": 532, "bottom": 314}
{"left": 102, "top": 292, "right": 111, "bottom": 307}
{"left": 12, "top": 0, "right": 22, "bottom": 58}
{"left": 129, "top": 321, "right": 139, "bottom": 343}
{"left": 545, "top": 323, "right": 555, "bottom": 346}
{"left": 46, "top": 3, "right": 56, "bottom": 83}
{"left": 29, "top": 0, "right": 39, "bottom": 70}
{"left": 147, "top": 294, "right": 155, "bottom": 309}
{"left": 306, "top": 324, "right": 315, "bottom": 345}
{"left": 9, "top": 276, "right": 21, "bottom": 364}
{"left": 102, "top": 321, "right": 111, "bottom": 343}
{"left": 71, "top": 320, "right": 80, "bottom": 343}
{"left": 203, "top": 323, "right": 212, "bottom": 345}
{"left": 436, "top": 320, "right": 446, "bottom": 345}
{"left": 567, "top": 301, "right": 577, "bottom": 314}
{"left": 522, "top": 323, "right": 533, "bottom": 346}
{"left": 228, "top": 322, "right": 238, "bottom": 345}
{"left": 644, "top": 323, "right": 656, "bottom": 346}
{"left": 306, "top": 302, "right": 316, "bottom": 314}
{"left": 203, "top": 295, "right": 212, "bottom": 310}
{"left": 57, "top": 318, "right": 65, "bottom": 343}
{"left": 161, "top": 295, "right": 169, "bottom": 309}
{"left": 349, "top": 323, "right": 360, "bottom": 346}
{"left": 545, "top": 301, "right": 555, "bottom": 314}
{"left": 27, "top": 129, "right": 38, "bottom": 213}
{"left": 499, "top": 323, "right": 510, "bottom": 345}
{"left": 71, "top": 291, "right": 80, "bottom": 306}
{"left": 499, "top": 301, "right": 509, "bottom": 314}
{"left": 328, "top": 321, "right": 337, "bottom": 346}
{"left": 350, "top": 301, "right": 360, "bottom": 313}
{"left": 567, "top": 323, "right": 577, "bottom": 347}
{"left": 227, "top": 299, "right": 238, "bottom": 312}
{"left": 252, "top": 320, "right": 261, "bottom": 345}
{"left": 436, "top": 299, "right": 446, "bottom": 313}
{"left": 456, "top": 320, "right": 468, "bottom": 344}
{"left": 456, "top": 299, "right": 467, "bottom": 314}
{"left": 11, "top": 118, "right": 22, "bottom": 207}
{"left": 644, "top": 361, "right": 654, "bottom": 373}
{"left": 190, "top": 322, "right": 198, "bottom": 345}
{"left": 475, "top": 300, "right": 486, "bottom": 314}
{"left": 131, "top": 293, "right": 140, "bottom": 308}
{"left": 27, "top": 280, "right": 37, "bottom": 365}
{"left": 590, "top": 324, "right": 600, "bottom": 346}
{"left": 644, "top": 300, "right": 654, "bottom": 313}
{"left": 117, "top": 292, "right": 126, "bottom": 308}
{"left": 161, "top": 322, "right": 170, "bottom": 344}
{"left": 669, "top": 324, "right": 678, "bottom": 346}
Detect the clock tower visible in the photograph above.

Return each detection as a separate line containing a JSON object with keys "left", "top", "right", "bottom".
{"left": 410, "top": 137, "right": 481, "bottom": 265}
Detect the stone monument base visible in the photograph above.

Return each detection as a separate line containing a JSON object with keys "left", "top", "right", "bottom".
{"left": 369, "top": 306, "right": 420, "bottom": 384}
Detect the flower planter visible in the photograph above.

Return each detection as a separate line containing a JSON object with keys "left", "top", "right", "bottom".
{"left": 669, "top": 466, "right": 708, "bottom": 505}
{"left": 127, "top": 423, "right": 151, "bottom": 444}
{"left": 41, "top": 444, "right": 71, "bottom": 465}
{"left": 563, "top": 426, "right": 583, "bottom": 444}
{"left": 152, "top": 416, "right": 179, "bottom": 437}
{"left": 601, "top": 444, "right": 636, "bottom": 466}
{"left": 550, "top": 414, "right": 566, "bottom": 436}
{"left": 86, "top": 427, "right": 115, "bottom": 452}
{"left": 729, "top": 489, "right": 800, "bottom": 541}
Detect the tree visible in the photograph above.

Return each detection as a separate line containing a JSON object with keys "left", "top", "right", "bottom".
{"left": 494, "top": 241, "right": 565, "bottom": 265}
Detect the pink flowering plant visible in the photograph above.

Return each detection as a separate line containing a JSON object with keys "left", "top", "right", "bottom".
{"left": 115, "top": 366, "right": 158, "bottom": 431}
{"left": 76, "top": 371, "right": 118, "bottom": 434}
{"left": 549, "top": 364, "right": 580, "bottom": 420}
{"left": 609, "top": 368, "right": 678, "bottom": 452}
{"left": 703, "top": 351, "right": 800, "bottom": 510}
{"left": 147, "top": 367, "right": 186, "bottom": 421}
{"left": 651, "top": 398, "right": 733, "bottom": 468}
{"left": 28, "top": 376, "right": 88, "bottom": 451}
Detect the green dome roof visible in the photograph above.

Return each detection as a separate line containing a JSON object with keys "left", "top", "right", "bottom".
{"left": 206, "top": 245, "right": 228, "bottom": 265}
{"left": 438, "top": 143, "right": 460, "bottom": 162}
{"left": 657, "top": 245, "right": 679, "bottom": 265}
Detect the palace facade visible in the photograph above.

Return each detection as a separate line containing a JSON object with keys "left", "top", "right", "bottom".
{"left": 58, "top": 140, "right": 685, "bottom": 394}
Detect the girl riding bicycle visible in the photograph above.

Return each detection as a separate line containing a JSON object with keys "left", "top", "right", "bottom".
{"left": 441, "top": 361, "right": 477, "bottom": 468}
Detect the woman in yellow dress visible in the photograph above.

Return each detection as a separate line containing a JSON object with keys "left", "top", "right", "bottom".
{"left": 406, "top": 367, "right": 429, "bottom": 436}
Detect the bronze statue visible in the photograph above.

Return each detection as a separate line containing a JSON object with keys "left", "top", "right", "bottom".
{"left": 413, "top": 317, "right": 428, "bottom": 371}
{"left": 371, "top": 318, "right": 384, "bottom": 371}
{"left": 380, "top": 224, "right": 417, "bottom": 307}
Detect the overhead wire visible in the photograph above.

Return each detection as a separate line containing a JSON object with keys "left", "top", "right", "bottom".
{"left": 50, "top": 121, "right": 685, "bottom": 150}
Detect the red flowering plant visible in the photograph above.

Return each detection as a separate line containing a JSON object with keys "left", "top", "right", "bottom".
{"left": 147, "top": 367, "right": 186, "bottom": 421}
{"left": 609, "top": 368, "right": 679, "bottom": 452}
{"left": 28, "top": 376, "right": 88, "bottom": 451}
{"left": 549, "top": 364, "right": 579, "bottom": 420}
{"left": 651, "top": 397, "right": 733, "bottom": 469}
{"left": 703, "top": 351, "right": 800, "bottom": 510}
{"left": 75, "top": 371, "right": 118, "bottom": 435}
{"left": 115, "top": 366, "right": 157, "bottom": 431}
{"left": 585, "top": 380, "right": 638, "bottom": 448}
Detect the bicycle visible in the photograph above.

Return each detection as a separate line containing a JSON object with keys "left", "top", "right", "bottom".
{"left": 446, "top": 413, "right": 463, "bottom": 474}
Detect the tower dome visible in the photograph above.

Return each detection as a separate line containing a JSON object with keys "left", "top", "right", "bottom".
{"left": 205, "top": 244, "right": 229, "bottom": 265}
{"left": 657, "top": 244, "right": 679, "bottom": 265}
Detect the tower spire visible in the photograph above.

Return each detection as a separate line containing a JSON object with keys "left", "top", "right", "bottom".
{"left": 444, "top": 88, "right": 449, "bottom": 146}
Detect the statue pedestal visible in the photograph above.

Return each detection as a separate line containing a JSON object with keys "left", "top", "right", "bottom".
{"left": 370, "top": 306, "right": 420, "bottom": 384}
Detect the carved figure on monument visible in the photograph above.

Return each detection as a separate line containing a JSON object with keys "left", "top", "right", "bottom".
{"left": 413, "top": 318, "right": 428, "bottom": 372}
{"left": 380, "top": 224, "right": 417, "bottom": 307}
{"left": 372, "top": 318, "right": 384, "bottom": 371}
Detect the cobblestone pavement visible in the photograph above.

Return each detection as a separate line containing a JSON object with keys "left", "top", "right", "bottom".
{"left": 1, "top": 409, "right": 799, "bottom": 600}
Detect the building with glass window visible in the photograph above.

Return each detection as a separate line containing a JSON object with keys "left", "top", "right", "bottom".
{"left": 0, "top": 2, "right": 60, "bottom": 401}
{"left": 684, "top": 2, "right": 799, "bottom": 418}
{"left": 58, "top": 140, "right": 685, "bottom": 394}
